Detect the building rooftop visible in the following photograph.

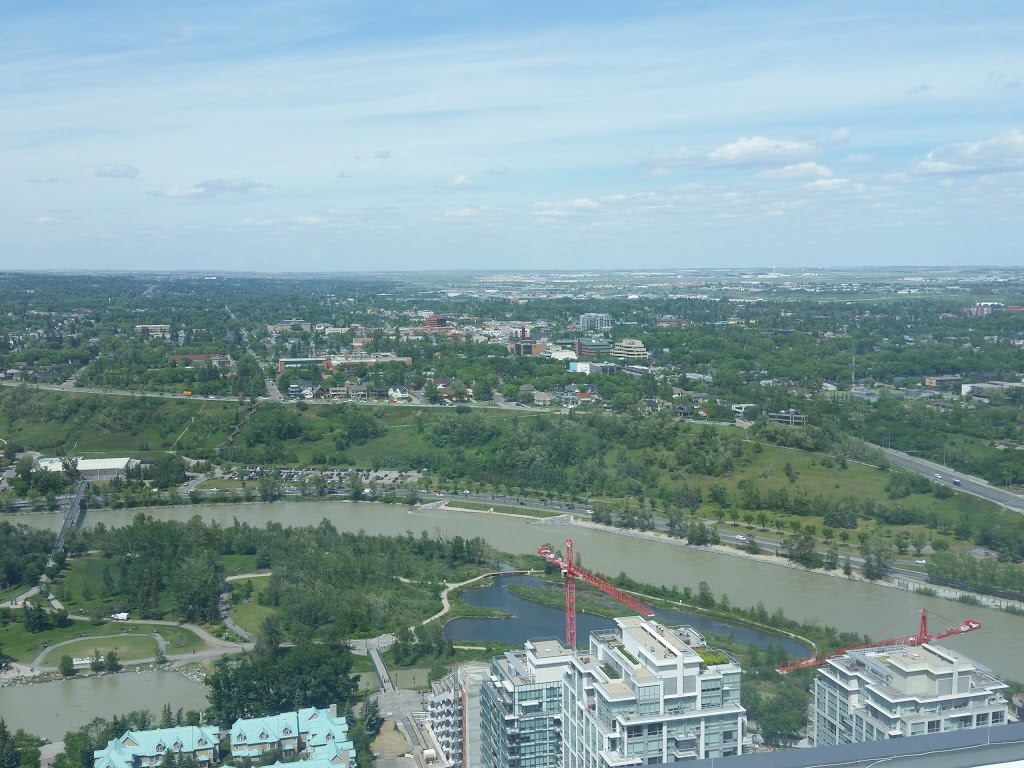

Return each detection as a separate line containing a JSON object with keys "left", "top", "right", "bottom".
{"left": 687, "top": 721, "right": 1024, "bottom": 768}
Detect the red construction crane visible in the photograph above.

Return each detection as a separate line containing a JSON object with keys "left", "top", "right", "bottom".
{"left": 776, "top": 609, "right": 982, "bottom": 673}
{"left": 538, "top": 538, "right": 655, "bottom": 647}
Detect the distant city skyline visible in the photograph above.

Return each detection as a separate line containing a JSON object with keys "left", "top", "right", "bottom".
{"left": 3, "top": 1, "right": 1022, "bottom": 270}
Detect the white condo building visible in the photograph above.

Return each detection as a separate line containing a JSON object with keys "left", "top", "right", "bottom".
{"left": 480, "top": 639, "right": 575, "bottom": 768}
{"left": 428, "top": 662, "right": 491, "bottom": 768}
{"left": 808, "top": 643, "right": 1011, "bottom": 747}
{"left": 562, "top": 617, "right": 746, "bottom": 766}
{"left": 579, "top": 314, "right": 613, "bottom": 333}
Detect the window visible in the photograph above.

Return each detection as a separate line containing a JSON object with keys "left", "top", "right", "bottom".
{"left": 927, "top": 721, "right": 940, "bottom": 734}
{"left": 992, "top": 712, "right": 1004, "bottom": 725}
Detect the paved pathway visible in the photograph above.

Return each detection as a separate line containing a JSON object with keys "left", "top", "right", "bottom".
{"left": 420, "top": 570, "right": 535, "bottom": 626}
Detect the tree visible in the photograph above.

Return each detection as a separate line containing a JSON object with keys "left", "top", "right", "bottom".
{"left": 103, "top": 650, "right": 120, "bottom": 672}
{"left": 58, "top": 655, "right": 76, "bottom": 677}
{"left": 0, "top": 720, "right": 20, "bottom": 768}
{"left": 910, "top": 532, "right": 927, "bottom": 556}
{"left": 361, "top": 698, "right": 383, "bottom": 738}
{"left": 783, "top": 461, "right": 798, "bottom": 484}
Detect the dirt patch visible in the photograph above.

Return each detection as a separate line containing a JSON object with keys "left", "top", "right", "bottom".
{"left": 372, "top": 720, "right": 411, "bottom": 758}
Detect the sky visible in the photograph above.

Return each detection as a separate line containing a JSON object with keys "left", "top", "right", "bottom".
{"left": 2, "top": 1, "right": 1023, "bottom": 271}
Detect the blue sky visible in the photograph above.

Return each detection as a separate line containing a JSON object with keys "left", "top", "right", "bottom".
{"left": 3, "top": 1, "right": 1022, "bottom": 271}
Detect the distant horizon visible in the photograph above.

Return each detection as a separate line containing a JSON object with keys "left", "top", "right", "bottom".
{"left": 4, "top": 1, "right": 1021, "bottom": 270}
{"left": 2, "top": 265, "right": 1022, "bottom": 276}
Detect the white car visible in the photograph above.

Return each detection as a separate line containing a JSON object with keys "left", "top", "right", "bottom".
{"left": 735, "top": 535, "right": 748, "bottom": 543}
{"left": 915, "top": 559, "right": 927, "bottom": 565}
{"left": 934, "top": 473, "right": 942, "bottom": 479}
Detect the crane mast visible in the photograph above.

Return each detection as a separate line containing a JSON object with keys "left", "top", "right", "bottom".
{"left": 538, "top": 538, "right": 655, "bottom": 647}
{"left": 776, "top": 609, "right": 982, "bottom": 673}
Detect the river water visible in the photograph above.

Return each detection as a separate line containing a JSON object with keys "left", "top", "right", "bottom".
{"left": 0, "top": 671, "right": 208, "bottom": 742}
{"left": 5, "top": 500, "right": 1024, "bottom": 729}
{"left": 444, "top": 574, "right": 809, "bottom": 657}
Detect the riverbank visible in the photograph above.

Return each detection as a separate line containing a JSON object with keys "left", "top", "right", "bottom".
{"left": 543, "top": 514, "right": 1024, "bottom": 616}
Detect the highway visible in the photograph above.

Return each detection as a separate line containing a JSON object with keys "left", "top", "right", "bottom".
{"left": 880, "top": 447, "right": 1024, "bottom": 514}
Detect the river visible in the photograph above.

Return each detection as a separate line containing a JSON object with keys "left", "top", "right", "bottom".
{"left": 0, "top": 671, "right": 208, "bottom": 742}
{"left": 444, "top": 574, "right": 809, "bottom": 657}
{"left": 7, "top": 501, "right": 1024, "bottom": 682}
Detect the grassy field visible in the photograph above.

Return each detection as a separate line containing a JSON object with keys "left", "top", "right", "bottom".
{"left": 0, "top": 619, "right": 206, "bottom": 663}
{"left": 55, "top": 556, "right": 176, "bottom": 618}
{"left": 37, "top": 634, "right": 160, "bottom": 666}
{"left": 218, "top": 554, "right": 260, "bottom": 576}
{"left": 227, "top": 577, "right": 276, "bottom": 637}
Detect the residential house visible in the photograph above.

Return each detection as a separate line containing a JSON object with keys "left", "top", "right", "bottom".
{"left": 388, "top": 386, "right": 411, "bottom": 400}
{"left": 94, "top": 726, "right": 220, "bottom": 768}
{"left": 533, "top": 391, "right": 554, "bottom": 406}
{"left": 231, "top": 706, "right": 355, "bottom": 768}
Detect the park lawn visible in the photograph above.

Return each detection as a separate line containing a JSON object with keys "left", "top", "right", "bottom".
{"left": 38, "top": 633, "right": 160, "bottom": 667}
{"left": 0, "top": 619, "right": 206, "bottom": 663}
{"left": 218, "top": 554, "right": 260, "bottom": 576}
{"left": 55, "top": 556, "right": 176, "bottom": 618}
{"left": 227, "top": 579, "right": 277, "bottom": 638}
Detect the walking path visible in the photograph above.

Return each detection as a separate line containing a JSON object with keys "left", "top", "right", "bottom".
{"left": 420, "top": 570, "right": 536, "bottom": 626}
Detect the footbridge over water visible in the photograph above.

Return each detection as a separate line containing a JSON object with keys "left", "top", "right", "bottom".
{"left": 53, "top": 479, "right": 88, "bottom": 555}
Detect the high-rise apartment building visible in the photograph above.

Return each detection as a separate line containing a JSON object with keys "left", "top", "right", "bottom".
{"left": 808, "top": 644, "right": 1011, "bottom": 747}
{"left": 579, "top": 314, "right": 613, "bottom": 333}
{"left": 563, "top": 617, "right": 746, "bottom": 766}
{"left": 480, "top": 639, "right": 576, "bottom": 768}
{"left": 428, "top": 662, "right": 491, "bottom": 768}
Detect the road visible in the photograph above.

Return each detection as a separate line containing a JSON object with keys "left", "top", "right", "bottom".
{"left": 881, "top": 447, "right": 1024, "bottom": 514}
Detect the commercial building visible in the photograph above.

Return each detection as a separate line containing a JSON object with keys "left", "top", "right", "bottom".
{"left": 610, "top": 339, "right": 649, "bottom": 361}
{"left": 562, "top": 617, "right": 746, "bottom": 766}
{"left": 37, "top": 456, "right": 138, "bottom": 481}
{"left": 427, "top": 662, "right": 490, "bottom": 768}
{"left": 808, "top": 644, "right": 1011, "bottom": 747}
{"left": 579, "top": 314, "right": 613, "bottom": 333}
{"left": 134, "top": 324, "right": 172, "bottom": 339}
{"left": 574, "top": 338, "right": 611, "bottom": 359}
{"left": 480, "top": 639, "right": 576, "bottom": 768}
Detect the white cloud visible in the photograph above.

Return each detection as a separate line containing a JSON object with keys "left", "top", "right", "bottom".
{"left": 450, "top": 174, "right": 475, "bottom": 189}
{"left": 648, "top": 167, "right": 673, "bottom": 177}
{"left": 912, "top": 130, "right": 1024, "bottom": 175}
{"left": 151, "top": 177, "right": 269, "bottom": 198}
{"left": 803, "top": 178, "right": 848, "bottom": 191}
{"left": 533, "top": 198, "right": 601, "bottom": 220}
{"left": 374, "top": 149, "right": 392, "bottom": 160}
{"left": 707, "top": 135, "right": 818, "bottom": 167}
{"left": 28, "top": 176, "right": 61, "bottom": 184}
{"left": 485, "top": 166, "right": 509, "bottom": 176}
{"left": 907, "top": 83, "right": 932, "bottom": 96}
{"left": 443, "top": 207, "right": 481, "bottom": 218}
{"left": 94, "top": 163, "right": 139, "bottom": 179}
{"left": 35, "top": 215, "right": 59, "bottom": 225}
{"left": 337, "top": 171, "right": 349, "bottom": 179}
{"left": 827, "top": 126, "right": 853, "bottom": 145}
{"left": 650, "top": 135, "right": 819, "bottom": 169}
{"left": 756, "top": 162, "right": 834, "bottom": 181}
